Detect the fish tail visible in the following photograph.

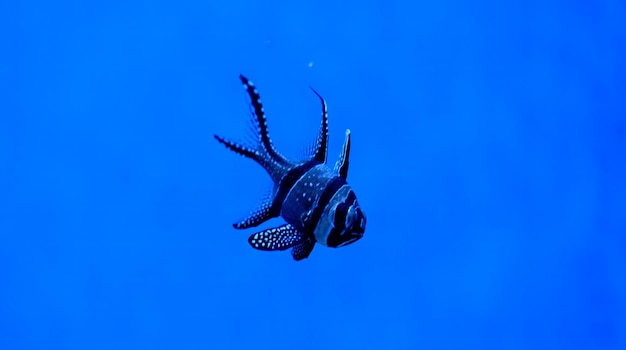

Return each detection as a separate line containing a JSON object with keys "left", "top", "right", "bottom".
{"left": 214, "top": 134, "right": 262, "bottom": 162}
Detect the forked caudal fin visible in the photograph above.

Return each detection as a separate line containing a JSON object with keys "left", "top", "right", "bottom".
{"left": 214, "top": 134, "right": 261, "bottom": 161}
{"left": 214, "top": 75, "right": 290, "bottom": 182}
{"left": 239, "top": 75, "right": 289, "bottom": 167}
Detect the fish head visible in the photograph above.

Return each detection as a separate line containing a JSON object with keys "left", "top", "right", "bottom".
{"left": 326, "top": 195, "right": 366, "bottom": 248}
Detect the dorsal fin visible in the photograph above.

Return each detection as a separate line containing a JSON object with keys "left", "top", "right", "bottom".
{"left": 334, "top": 129, "right": 351, "bottom": 180}
{"left": 308, "top": 87, "right": 329, "bottom": 164}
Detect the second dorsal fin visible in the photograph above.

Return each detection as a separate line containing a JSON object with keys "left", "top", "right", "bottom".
{"left": 309, "top": 87, "right": 329, "bottom": 164}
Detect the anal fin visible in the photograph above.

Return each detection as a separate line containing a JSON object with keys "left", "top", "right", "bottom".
{"left": 233, "top": 193, "right": 278, "bottom": 229}
{"left": 291, "top": 236, "right": 315, "bottom": 261}
{"left": 248, "top": 224, "right": 304, "bottom": 251}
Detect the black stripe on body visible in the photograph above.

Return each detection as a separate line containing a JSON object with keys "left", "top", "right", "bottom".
{"left": 280, "top": 164, "right": 336, "bottom": 232}
{"left": 332, "top": 191, "right": 357, "bottom": 229}
{"left": 271, "top": 159, "right": 320, "bottom": 215}
{"left": 310, "top": 184, "right": 351, "bottom": 246}
{"left": 305, "top": 176, "right": 347, "bottom": 233}
{"left": 325, "top": 191, "right": 357, "bottom": 247}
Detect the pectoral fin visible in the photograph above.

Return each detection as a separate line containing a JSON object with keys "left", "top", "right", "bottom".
{"left": 291, "top": 236, "right": 315, "bottom": 261}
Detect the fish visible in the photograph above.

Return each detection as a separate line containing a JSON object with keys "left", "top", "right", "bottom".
{"left": 214, "top": 75, "right": 366, "bottom": 261}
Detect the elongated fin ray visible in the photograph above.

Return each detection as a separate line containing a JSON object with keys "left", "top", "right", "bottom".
{"left": 233, "top": 191, "right": 279, "bottom": 229}
{"left": 248, "top": 224, "right": 303, "bottom": 251}
{"left": 214, "top": 135, "right": 260, "bottom": 161}
{"left": 309, "top": 87, "right": 329, "bottom": 164}
{"left": 239, "top": 74, "right": 289, "bottom": 166}
{"left": 292, "top": 236, "right": 315, "bottom": 261}
{"left": 214, "top": 134, "right": 284, "bottom": 182}
{"left": 334, "top": 129, "right": 351, "bottom": 180}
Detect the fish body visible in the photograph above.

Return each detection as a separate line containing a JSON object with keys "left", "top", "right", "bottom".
{"left": 215, "top": 75, "right": 366, "bottom": 261}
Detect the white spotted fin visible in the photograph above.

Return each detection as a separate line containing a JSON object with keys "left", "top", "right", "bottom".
{"left": 216, "top": 75, "right": 363, "bottom": 261}
{"left": 214, "top": 75, "right": 293, "bottom": 184}
{"left": 333, "top": 129, "right": 351, "bottom": 180}
{"left": 309, "top": 87, "right": 329, "bottom": 164}
{"left": 233, "top": 191, "right": 278, "bottom": 229}
{"left": 291, "top": 236, "right": 315, "bottom": 261}
{"left": 248, "top": 224, "right": 304, "bottom": 251}
{"left": 298, "top": 87, "right": 328, "bottom": 164}
{"left": 215, "top": 75, "right": 293, "bottom": 230}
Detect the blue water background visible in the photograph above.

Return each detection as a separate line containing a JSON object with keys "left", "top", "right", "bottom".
{"left": 2, "top": 1, "right": 625, "bottom": 349}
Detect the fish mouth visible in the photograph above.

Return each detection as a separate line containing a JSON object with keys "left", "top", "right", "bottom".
{"left": 336, "top": 234, "right": 363, "bottom": 248}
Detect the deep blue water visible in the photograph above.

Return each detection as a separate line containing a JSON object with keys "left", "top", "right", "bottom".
{"left": 2, "top": 1, "right": 625, "bottom": 349}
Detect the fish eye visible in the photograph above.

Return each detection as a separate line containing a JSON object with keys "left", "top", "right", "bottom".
{"left": 353, "top": 208, "right": 366, "bottom": 233}
{"left": 346, "top": 206, "right": 365, "bottom": 232}
{"left": 345, "top": 212, "right": 352, "bottom": 227}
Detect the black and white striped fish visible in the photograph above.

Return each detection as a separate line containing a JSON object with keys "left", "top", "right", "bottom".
{"left": 215, "top": 75, "right": 366, "bottom": 261}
